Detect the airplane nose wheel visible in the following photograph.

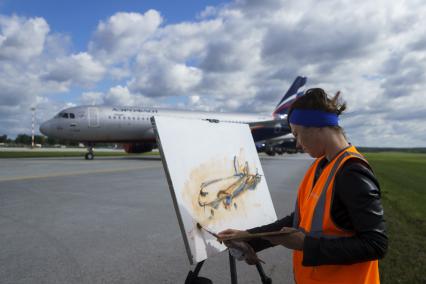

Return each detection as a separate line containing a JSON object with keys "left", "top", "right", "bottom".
{"left": 85, "top": 145, "right": 95, "bottom": 160}
{"left": 85, "top": 152, "right": 94, "bottom": 160}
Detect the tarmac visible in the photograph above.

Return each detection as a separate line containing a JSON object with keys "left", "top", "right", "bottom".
{"left": 0, "top": 154, "right": 312, "bottom": 284}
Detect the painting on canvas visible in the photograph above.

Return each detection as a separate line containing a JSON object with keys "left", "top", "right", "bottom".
{"left": 152, "top": 116, "right": 277, "bottom": 264}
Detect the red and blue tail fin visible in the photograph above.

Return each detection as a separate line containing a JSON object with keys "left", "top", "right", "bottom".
{"left": 273, "top": 76, "right": 307, "bottom": 118}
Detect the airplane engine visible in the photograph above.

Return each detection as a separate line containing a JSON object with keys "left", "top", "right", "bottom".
{"left": 123, "top": 142, "right": 156, "bottom": 153}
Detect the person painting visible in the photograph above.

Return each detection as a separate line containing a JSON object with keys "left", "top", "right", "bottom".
{"left": 218, "top": 88, "right": 387, "bottom": 283}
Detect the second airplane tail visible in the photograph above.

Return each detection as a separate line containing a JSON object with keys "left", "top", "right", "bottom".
{"left": 273, "top": 76, "right": 307, "bottom": 118}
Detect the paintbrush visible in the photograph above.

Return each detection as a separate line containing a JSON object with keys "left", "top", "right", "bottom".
{"left": 196, "top": 222, "right": 220, "bottom": 238}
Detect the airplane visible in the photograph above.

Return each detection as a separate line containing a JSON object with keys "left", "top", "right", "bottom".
{"left": 256, "top": 133, "right": 302, "bottom": 156}
{"left": 40, "top": 76, "right": 307, "bottom": 160}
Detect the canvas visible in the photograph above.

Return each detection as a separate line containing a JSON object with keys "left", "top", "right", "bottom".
{"left": 152, "top": 116, "right": 277, "bottom": 264}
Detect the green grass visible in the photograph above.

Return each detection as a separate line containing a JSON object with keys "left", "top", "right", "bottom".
{"left": 364, "top": 152, "right": 426, "bottom": 284}
{"left": 0, "top": 151, "right": 159, "bottom": 158}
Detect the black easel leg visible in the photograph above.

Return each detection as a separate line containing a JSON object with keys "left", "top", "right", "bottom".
{"left": 185, "top": 255, "right": 270, "bottom": 283}
{"left": 185, "top": 261, "right": 212, "bottom": 284}
{"left": 255, "top": 263, "right": 272, "bottom": 284}
{"left": 229, "top": 252, "right": 238, "bottom": 284}
{"left": 193, "top": 260, "right": 204, "bottom": 276}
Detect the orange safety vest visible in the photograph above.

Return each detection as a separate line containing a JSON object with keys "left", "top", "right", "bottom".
{"left": 293, "top": 146, "right": 380, "bottom": 284}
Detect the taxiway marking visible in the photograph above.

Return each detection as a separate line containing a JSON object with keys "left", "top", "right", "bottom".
{"left": 0, "top": 165, "right": 162, "bottom": 182}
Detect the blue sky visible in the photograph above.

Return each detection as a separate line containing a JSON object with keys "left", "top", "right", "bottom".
{"left": 0, "top": 0, "right": 228, "bottom": 105}
{"left": 0, "top": 0, "right": 228, "bottom": 51}
{"left": 0, "top": 0, "right": 425, "bottom": 146}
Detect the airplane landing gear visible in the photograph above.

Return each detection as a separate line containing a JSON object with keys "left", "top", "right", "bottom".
{"left": 85, "top": 145, "right": 94, "bottom": 160}
{"left": 265, "top": 145, "right": 276, "bottom": 156}
{"left": 85, "top": 152, "right": 94, "bottom": 160}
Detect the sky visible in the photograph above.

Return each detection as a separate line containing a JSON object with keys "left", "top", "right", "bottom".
{"left": 0, "top": 0, "right": 425, "bottom": 147}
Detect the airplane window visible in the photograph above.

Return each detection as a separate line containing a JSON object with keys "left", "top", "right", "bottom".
{"left": 118, "top": 116, "right": 121, "bottom": 119}
{"left": 70, "top": 113, "right": 75, "bottom": 119}
{"left": 113, "top": 116, "right": 116, "bottom": 119}
{"left": 62, "top": 113, "right": 69, "bottom": 118}
{"left": 128, "top": 117, "right": 131, "bottom": 120}
{"left": 133, "top": 117, "right": 135, "bottom": 120}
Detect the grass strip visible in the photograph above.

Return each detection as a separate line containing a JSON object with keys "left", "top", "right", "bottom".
{"left": 365, "top": 152, "right": 426, "bottom": 284}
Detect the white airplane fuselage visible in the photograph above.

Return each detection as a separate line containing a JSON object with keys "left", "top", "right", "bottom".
{"left": 40, "top": 105, "right": 276, "bottom": 143}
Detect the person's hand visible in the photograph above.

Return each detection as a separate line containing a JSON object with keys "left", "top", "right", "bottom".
{"left": 261, "top": 227, "right": 305, "bottom": 250}
{"left": 218, "top": 229, "right": 264, "bottom": 265}
{"left": 217, "top": 229, "right": 247, "bottom": 250}
{"left": 217, "top": 229, "right": 248, "bottom": 240}
{"left": 226, "top": 240, "right": 264, "bottom": 265}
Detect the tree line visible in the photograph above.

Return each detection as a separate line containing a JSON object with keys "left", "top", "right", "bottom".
{"left": 0, "top": 134, "right": 118, "bottom": 148}
{"left": 0, "top": 134, "right": 79, "bottom": 146}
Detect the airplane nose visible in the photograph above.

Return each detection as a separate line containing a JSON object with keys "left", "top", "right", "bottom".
{"left": 39, "top": 121, "right": 50, "bottom": 136}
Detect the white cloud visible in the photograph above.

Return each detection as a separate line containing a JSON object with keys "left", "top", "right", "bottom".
{"left": 104, "top": 85, "right": 133, "bottom": 105}
{"left": 189, "top": 95, "right": 200, "bottom": 105}
{"left": 41, "top": 52, "right": 105, "bottom": 87}
{"left": 1, "top": 1, "right": 426, "bottom": 146}
{"left": 0, "top": 15, "right": 96, "bottom": 137}
{"left": 77, "top": 84, "right": 182, "bottom": 110}
{"left": 0, "top": 15, "right": 49, "bottom": 61}
{"left": 80, "top": 91, "right": 104, "bottom": 105}
{"left": 129, "top": 60, "right": 203, "bottom": 97}
{"left": 89, "top": 10, "right": 162, "bottom": 64}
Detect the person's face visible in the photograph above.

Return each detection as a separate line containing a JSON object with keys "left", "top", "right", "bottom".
{"left": 290, "top": 123, "right": 325, "bottom": 158}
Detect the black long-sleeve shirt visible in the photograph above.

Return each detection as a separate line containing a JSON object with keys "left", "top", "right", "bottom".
{"left": 247, "top": 158, "right": 388, "bottom": 266}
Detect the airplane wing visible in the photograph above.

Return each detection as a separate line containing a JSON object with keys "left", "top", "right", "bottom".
{"left": 248, "top": 118, "right": 289, "bottom": 130}
{"left": 248, "top": 118, "right": 291, "bottom": 142}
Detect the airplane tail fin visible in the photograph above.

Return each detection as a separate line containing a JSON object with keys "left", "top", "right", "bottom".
{"left": 272, "top": 76, "right": 307, "bottom": 118}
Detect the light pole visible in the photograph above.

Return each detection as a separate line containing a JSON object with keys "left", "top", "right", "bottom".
{"left": 31, "top": 107, "right": 36, "bottom": 148}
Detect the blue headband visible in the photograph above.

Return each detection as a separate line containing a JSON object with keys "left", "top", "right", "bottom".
{"left": 289, "top": 109, "right": 339, "bottom": 127}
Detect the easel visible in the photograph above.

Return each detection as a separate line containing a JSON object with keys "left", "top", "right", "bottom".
{"left": 152, "top": 117, "right": 273, "bottom": 284}
{"left": 185, "top": 251, "right": 272, "bottom": 284}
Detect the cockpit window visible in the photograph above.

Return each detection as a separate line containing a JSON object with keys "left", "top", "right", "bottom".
{"left": 70, "top": 113, "right": 75, "bottom": 119}
{"left": 62, "top": 113, "right": 69, "bottom": 118}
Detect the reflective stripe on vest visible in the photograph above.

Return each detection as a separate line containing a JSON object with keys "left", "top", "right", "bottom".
{"left": 293, "top": 150, "right": 368, "bottom": 237}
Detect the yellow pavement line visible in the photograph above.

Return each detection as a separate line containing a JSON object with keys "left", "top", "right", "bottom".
{"left": 0, "top": 165, "right": 162, "bottom": 182}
